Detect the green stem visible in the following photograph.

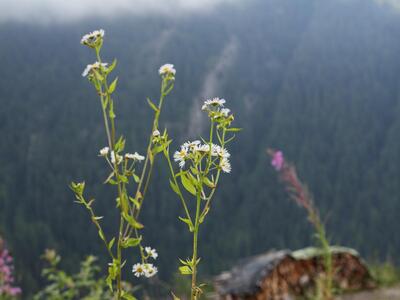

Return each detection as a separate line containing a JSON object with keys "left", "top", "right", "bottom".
{"left": 191, "top": 191, "right": 201, "bottom": 300}
{"left": 96, "top": 49, "right": 126, "bottom": 300}
{"left": 165, "top": 150, "right": 192, "bottom": 223}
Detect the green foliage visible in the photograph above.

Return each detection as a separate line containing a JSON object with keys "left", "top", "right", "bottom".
{"left": 370, "top": 262, "right": 400, "bottom": 287}
{"left": 33, "top": 249, "right": 122, "bottom": 300}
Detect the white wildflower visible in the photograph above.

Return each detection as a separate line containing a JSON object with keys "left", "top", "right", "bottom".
{"left": 125, "top": 152, "right": 145, "bottom": 162}
{"left": 143, "top": 263, "right": 158, "bottom": 278}
{"left": 183, "top": 140, "right": 201, "bottom": 151}
{"left": 110, "top": 151, "right": 123, "bottom": 165}
{"left": 159, "top": 63, "right": 176, "bottom": 76}
{"left": 196, "top": 144, "right": 210, "bottom": 152}
{"left": 217, "top": 147, "right": 230, "bottom": 158}
{"left": 174, "top": 146, "right": 188, "bottom": 168}
{"left": 211, "top": 144, "right": 221, "bottom": 156}
{"left": 82, "top": 62, "right": 108, "bottom": 77}
{"left": 99, "top": 147, "right": 109, "bottom": 156}
{"left": 152, "top": 130, "right": 160, "bottom": 137}
{"left": 201, "top": 97, "right": 226, "bottom": 110}
{"left": 132, "top": 263, "right": 145, "bottom": 277}
{"left": 80, "top": 29, "right": 105, "bottom": 45}
{"left": 220, "top": 108, "right": 231, "bottom": 117}
{"left": 145, "top": 247, "right": 158, "bottom": 259}
{"left": 220, "top": 157, "right": 231, "bottom": 173}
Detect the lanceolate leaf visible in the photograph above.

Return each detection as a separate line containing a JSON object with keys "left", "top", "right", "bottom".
{"left": 181, "top": 173, "right": 196, "bottom": 195}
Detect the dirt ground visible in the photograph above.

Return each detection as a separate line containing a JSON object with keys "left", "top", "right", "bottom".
{"left": 338, "top": 286, "right": 400, "bottom": 300}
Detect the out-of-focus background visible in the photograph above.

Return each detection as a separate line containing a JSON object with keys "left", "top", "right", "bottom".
{"left": 1, "top": 0, "right": 400, "bottom": 297}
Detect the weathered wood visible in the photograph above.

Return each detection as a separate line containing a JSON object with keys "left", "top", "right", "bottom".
{"left": 215, "top": 247, "right": 375, "bottom": 300}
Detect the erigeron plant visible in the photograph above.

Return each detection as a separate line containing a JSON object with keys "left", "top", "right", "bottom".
{"left": 70, "top": 29, "right": 175, "bottom": 300}
{"left": 160, "top": 98, "right": 240, "bottom": 300}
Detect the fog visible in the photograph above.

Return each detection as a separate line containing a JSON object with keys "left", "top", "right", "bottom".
{"left": 0, "top": 0, "right": 239, "bottom": 24}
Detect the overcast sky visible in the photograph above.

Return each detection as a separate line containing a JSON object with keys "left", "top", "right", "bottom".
{"left": 0, "top": 0, "right": 239, "bottom": 24}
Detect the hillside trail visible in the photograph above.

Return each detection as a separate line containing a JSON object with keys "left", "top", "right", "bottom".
{"left": 337, "top": 286, "right": 400, "bottom": 300}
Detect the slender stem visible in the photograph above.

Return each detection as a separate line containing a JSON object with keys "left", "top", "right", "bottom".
{"left": 191, "top": 190, "right": 201, "bottom": 300}
{"left": 165, "top": 150, "right": 192, "bottom": 223}
{"left": 201, "top": 128, "right": 226, "bottom": 217}
{"left": 96, "top": 49, "right": 126, "bottom": 300}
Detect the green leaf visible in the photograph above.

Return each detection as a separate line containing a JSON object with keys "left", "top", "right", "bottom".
{"left": 114, "top": 136, "right": 125, "bottom": 152}
{"left": 226, "top": 127, "right": 242, "bottom": 132}
{"left": 147, "top": 98, "right": 159, "bottom": 112}
{"left": 118, "top": 174, "right": 129, "bottom": 184}
{"left": 181, "top": 173, "right": 196, "bottom": 195}
{"left": 148, "top": 150, "right": 154, "bottom": 164}
{"left": 199, "top": 207, "right": 209, "bottom": 224}
{"left": 129, "top": 196, "right": 141, "bottom": 209}
{"left": 108, "top": 237, "right": 115, "bottom": 250}
{"left": 108, "top": 178, "right": 118, "bottom": 185}
{"left": 108, "top": 77, "right": 118, "bottom": 94}
{"left": 122, "top": 294, "right": 137, "bottom": 300}
{"left": 104, "top": 172, "right": 115, "bottom": 184}
{"left": 132, "top": 173, "right": 140, "bottom": 183}
{"left": 169, "top": 179, "right": 180, "bottom": 195}
{"left": 179, "top": 265, "right": 192, "bottom": 275}
{"left": 120, "top": 194, "right": 129, "bottom": 215}
{"left": 202, "top": 177, "right": 215, "bottom": 189}
{"left": 122, "top": 212, "right": 144, "bottom": 229}
{"left": 109, "top": 100, "right": 116, "bottom": 119}
{"left": 107, "top": 59, "right": 117, "bottom": 74}
{"left": 121, "top": 237, "right": 142, "bottom": 248}
{"left": 178, "top": 217, "right": 194, "bottom": 232}
{"left": 98, "top": 230, "right": 106, "bottom": 242}
{"left": 152, "top": 140, "right": 172, "bottom": 155}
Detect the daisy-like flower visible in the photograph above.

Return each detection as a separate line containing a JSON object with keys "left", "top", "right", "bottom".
{"left": 80, "top": 29, "right": 105, "bottom": 47}
{"left": 220, "top": 108, "right": 231, "bottom": 117}
{"left": 201, "top": 97, "right": 226, "bottom": 110}
{"left": 196, "top": 144, "right": 210, "bottom": 153}
{"left": 183, "top": 140, "right": 201, "bottom": 152}
{"left": 99, "top": 147, "right": 109, "bottom": 156}
{"left": 220, "top": 157, "right": 232, "bottom": 173}
{"left": 145, "top": 247, "right": 158, "bottom": 259}
{"left": 174, "top": 146, "right": 188, "bottom": 168}
{"left": 132, "top": 263, "right": 145, "bottom": 277}
{"left": 152, "top": 130, "right": 160, "bottom": 137}
{"left": 143, "top": 263, "right": 158, "bottom": 278}
{"left": 125, "top": 152, "right": 145, "bottom": 162}
{"left": 82, "top": 62, "right": 108, "bottom": 77}
{"left": 110, "top": 151, "right": 123, "bottom": 165}
{"left": 216, "top": 146, "right": 231, "bottom": 158}
{"left": 211, "top": 144, "right": 221, "bottom": 156}
{"left": 159, "top": 64, "right": 176, "bottom": 76}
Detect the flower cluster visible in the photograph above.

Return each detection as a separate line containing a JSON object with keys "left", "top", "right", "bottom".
{"left": 201, "top": 97, "right": 234, "bottom": 128}
{"left": 132, "top": 247, "right": 158, "bottom": 278}
{"left": 99, "top": 147, "right": 145, "bottom": 164}
{"left": 268, "top": 149, "right": 312, "bottom": 212}
{"left": 0, "top": 239, "right": 21, "bottom": 297}
{"left": 82, "top": 62, "right": 108, "bottom": 77}
{"left": 158, "top": 64, "right": 176, "bottom": 77}
{"left": 81, "top": 29, "right": 105, "bottom": 48}
{"left": 174, "top": 141, "right": 231, "bottom": 173}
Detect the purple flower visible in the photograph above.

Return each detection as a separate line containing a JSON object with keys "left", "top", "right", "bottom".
{"left": 0, "top": 238, "right": 21, "bottom": 297}
{"left": 271, "top": 151, "right": 284, "bottom": 171}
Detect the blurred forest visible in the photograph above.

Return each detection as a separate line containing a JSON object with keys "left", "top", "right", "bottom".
{"left": 0, "top": 0, "right": 400, "bottom": 296}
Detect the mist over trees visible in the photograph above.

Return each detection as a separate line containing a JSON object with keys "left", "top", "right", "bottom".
{"left": 0, "top": 0, "right": 400, "bottom": 296}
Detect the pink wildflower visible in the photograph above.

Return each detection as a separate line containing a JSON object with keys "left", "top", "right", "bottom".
{"left": 271, "top": 150, "right": 284, "bottom": 171}
{"left": 0, "top": 238, "right": 21, "bottom": 297}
